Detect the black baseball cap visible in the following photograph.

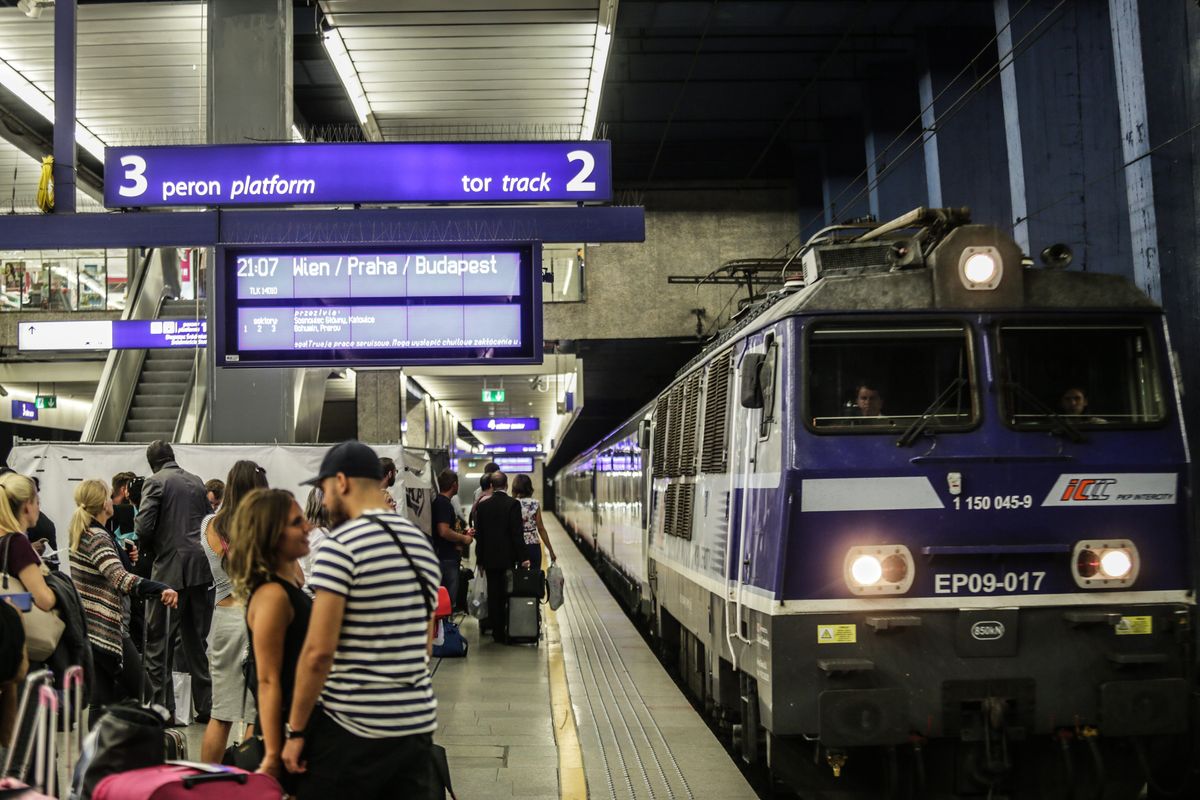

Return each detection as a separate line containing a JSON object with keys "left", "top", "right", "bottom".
{"left": 302, "top": 441, "right": 384, "bottom": 486}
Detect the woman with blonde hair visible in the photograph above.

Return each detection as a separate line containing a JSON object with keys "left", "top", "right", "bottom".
{"left": 0, "top": 472, "right": 55, "bottom": 745}
{"left": 226, "top": 489, "right": 312, "bottom": 790}
{"left": 68, "top": 479, "right": 177, "bottom": 724}
{"left": 200, "top": 460, "right": 267, "bottom": 761}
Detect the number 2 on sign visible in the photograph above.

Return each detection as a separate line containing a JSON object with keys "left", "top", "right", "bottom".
{"left": 566, "top": 150, "right": 596, "bottom": 192}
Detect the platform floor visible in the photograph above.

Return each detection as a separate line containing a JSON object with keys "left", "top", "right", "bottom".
{"left": 430, "top": 514, "right": 757, "bottom": 800}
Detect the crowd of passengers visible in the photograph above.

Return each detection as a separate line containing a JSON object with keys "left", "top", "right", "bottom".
{"left": 0, "top": 439, "right": 553, "bottom": 798}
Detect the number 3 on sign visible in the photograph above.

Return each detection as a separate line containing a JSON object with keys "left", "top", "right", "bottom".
{"left": 566, "top": 150, "right": 596, "bottom": 192}
{"left": 118, "top": 155, "right": 148, "bottom": 198}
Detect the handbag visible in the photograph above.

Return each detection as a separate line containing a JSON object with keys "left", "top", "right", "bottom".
{"left": 222, "top": 734, "right": 265, "bottom": 772}
{"left": 1, "top": 535, "right": 64, "bottom": 662}
{"left": 546, "top": 562, "right": 565, "bottom": 611}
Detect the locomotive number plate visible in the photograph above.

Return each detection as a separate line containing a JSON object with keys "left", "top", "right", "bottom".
{"left": 934, "top": 571, "right": 1046, "bottom": 595}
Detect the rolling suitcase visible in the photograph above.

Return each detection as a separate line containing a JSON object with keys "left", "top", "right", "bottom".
{"left": 506, "top": 596, "right": 540, "bottom": 644}
{"left": 1, "top": 668, "right": 54, "bottom": 783}
{"left": 142, "top": 601, "right": 189, "bottom": 760}
{"left": 92, "top": 763, "right": 281, "bottom": 800}
{"left": 506, "top": 567, "right": 543, "bottom": 599}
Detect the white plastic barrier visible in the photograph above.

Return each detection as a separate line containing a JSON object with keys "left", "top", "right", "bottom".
{"left": 8, "top": 442, "right": 434, "bottom": 573}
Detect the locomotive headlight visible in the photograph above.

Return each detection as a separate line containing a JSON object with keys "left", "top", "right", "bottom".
{"left": 844, "top": 545, "right": 915, "bottom": 595}
{"left": 958, "top": 247, "right": 1003, "bottom": 290}
{"left": 850, "top": 555, "right": 883, "bottom": 586}
{"left": 1071, "top": 539, "right": 1139, "bottom": 588}
{"left": 1099, "top": 549, "right": 1133, "bottom": 579}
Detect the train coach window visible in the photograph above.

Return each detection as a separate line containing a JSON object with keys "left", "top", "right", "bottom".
{"left": 806, "top": 323, "right": 976, "bottom": 432}
{"left": 997, "top": 324, "right": 1165, "bottom": 429}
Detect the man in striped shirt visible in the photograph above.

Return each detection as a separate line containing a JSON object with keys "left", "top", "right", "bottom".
{"left": 282, "top": 442, "right": 440, "bottom": 798}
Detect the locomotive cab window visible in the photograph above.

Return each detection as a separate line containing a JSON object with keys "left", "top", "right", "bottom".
{"left": 997, "top": 323, "right": 1165, "bottom": 429}
{"left": 806, "top": 323, "right": 976, "bottom": 432}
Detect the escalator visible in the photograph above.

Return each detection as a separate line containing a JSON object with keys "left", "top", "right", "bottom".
{"left": 83, "top": 251, "right": 208, "bottom": 444}
{"left": 120, "top": 299, "right": 202, "bottom": 443}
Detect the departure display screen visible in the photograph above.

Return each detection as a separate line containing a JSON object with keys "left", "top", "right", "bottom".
{"left": 216, "top": 244, "right": 542, "bottom": 368}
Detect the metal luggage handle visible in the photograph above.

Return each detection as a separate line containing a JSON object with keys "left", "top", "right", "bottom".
{"left": 32, "top": 684, "right": 58, "bottom": 796}
{"left": 1, "top": 668, "right": 53, "bottom": 780}
{"left": 63, "top": 665, "right": 86, "bottom": 782}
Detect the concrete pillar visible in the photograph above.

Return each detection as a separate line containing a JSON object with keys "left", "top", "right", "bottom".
{"left": 355, "top": 370, "right": 403, "bottom": 443}
{"left": 1136, "top": 0, "right": 1200, "bottom": 448}
{"left": 1006, "top": 1, "right": 1127, "bottom": 273}
{"left": 1109, "top": 0, "right": 1161, "bottom": 302}
{"left": 820, "top": 121, "right": 871, "bottom": 224}
{"left": 206, "top": 0, "right": 296, "bottom": 443}
{"left": 863, "top": 66, "right": 928, "bottom": 222}
{"left": 918, "top": 32, "right": 1011, "bottom": 227}
{"left": 994, "top": 0, "right": 1029, "bottom": 253}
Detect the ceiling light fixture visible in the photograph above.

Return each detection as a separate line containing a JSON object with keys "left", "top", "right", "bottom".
{"left": 0, "top": 56, "right": 106, "bottom": 161}
{"left": 581, "top": 1, "right": 618, "bottom": 140}
{"left": 322, "top": 26, "right": 380, "bottom": 141}
{"left": 17, "top": 0, "right": 50, "bottom": 20}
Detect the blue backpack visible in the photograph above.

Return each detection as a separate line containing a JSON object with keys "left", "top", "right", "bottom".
{"left": 433, "top": 620, "right": 468, "bottom": 658}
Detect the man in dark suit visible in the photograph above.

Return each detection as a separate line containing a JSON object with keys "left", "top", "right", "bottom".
{"left": 472, "top": 471, "right": 530, "bottom": 643}
{"left": 135, "top": 440, "right": 213, "bottom": 722}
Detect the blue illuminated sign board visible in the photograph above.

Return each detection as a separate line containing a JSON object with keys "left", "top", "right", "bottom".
{"left": 104, "top": 141, "right": 612, "bottom": 208}
{"left": 19, "top": 319, "right": 206, "bottom": 352}
{"left": 217, "top": 244, "right": 541, "bottom": 368}
{"left": 484, "top": 444, "right": 543, "bottom": 454}
{"left": 11, "top": 400, "right": 37, "bottom": 421}
{"left": 492, "top": 457, "right": 535, "bottom": 473}
{"left": 472, "top": 417, "right": 540, "bottom": 432}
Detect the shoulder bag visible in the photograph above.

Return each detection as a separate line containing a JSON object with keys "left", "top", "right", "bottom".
{"left": 1, "top": 534, "right": 64, "bottom": 662}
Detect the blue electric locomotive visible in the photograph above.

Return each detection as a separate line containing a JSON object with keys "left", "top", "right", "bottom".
{"left": 556, "top": 208, "right": 1194, "bottom": 798}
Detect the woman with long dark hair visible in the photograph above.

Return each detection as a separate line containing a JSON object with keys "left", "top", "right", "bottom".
{"left": 199, "top": 460, "right": 267, "bottom": 761}
{"left": 512, "top": 474, "right": 556, "bottom": 571}
{"left": 226, "top": 489, "right": 312, "bottom": 790}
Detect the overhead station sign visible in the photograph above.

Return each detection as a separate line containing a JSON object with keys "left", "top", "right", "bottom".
{"left": 472, "top": 417, "right": 540, "bottom": 432}
{"left": 104, "top": 141, "right": 612, "bottom": 207}
{"left": 19, "top": 319, "right": 207, "bottom": 351}
{"left": 217, "top": 244, "right": 541, "bottom": 368}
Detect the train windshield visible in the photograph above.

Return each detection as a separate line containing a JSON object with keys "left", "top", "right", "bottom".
{"left": 806, "top": 323, "right": 975, "bottom": 432}
{"left": 997, "top": 323, "right": 1166, "bottom": 429}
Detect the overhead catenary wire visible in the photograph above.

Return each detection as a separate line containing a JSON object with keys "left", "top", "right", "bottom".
{"left": 767, "top": 0, "right": 1040, "bottom": 260}
{"left": 700, "top": 1, "right": 1063, "bottom": 338}
{"left": 644, "top": 0, "right": 721, "bottom": 185}
{"left": 1016, "top": 117, "right": 1200, "bottom": 230}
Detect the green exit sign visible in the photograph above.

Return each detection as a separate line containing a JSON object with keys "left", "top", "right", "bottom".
{"left": 482, "top": 389, "right": 506, "bottom": 403}
{"left": 35, "top": 395, "right": 56, "bottom": 409}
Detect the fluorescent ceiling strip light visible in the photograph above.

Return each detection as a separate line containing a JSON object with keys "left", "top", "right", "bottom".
{"left": 581, "top": 9, "right": 617, "bottom": 140}
{"left": 0, "top": 55, "right": 106, "bottom": 162}
{"left": 322, "top": 26, "right": 372, "bottom": 127}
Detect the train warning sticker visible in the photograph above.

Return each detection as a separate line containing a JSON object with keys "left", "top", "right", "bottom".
{"left": 1115, "top": 616, "right": 1152, "bottom": 636}
{"left": 817, "top": 624, "right": 856, "bottom": 644}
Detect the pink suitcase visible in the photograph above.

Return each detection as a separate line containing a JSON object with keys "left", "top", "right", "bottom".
{"left": 92, "top": 763, "right": 283, "bottom": 800}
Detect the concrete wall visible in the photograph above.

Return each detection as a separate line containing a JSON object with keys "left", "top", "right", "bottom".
{"left": 543, "top": 185, "right": 799, "bottom": 341}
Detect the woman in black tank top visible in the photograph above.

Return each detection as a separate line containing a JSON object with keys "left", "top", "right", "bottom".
{"left": 226, "top": 489, "right": 313, "bottom": 790}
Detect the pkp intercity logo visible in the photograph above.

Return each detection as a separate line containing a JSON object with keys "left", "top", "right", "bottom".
{"left": 1042, "top": 473, "right": 1177, "bottom": 507}
{"left": 1058, "top": 478, "right": 1117, "bottom": 502}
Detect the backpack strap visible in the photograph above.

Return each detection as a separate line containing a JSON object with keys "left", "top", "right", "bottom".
{"left": 363, "top": 514, "right": 436, "bottom": 619}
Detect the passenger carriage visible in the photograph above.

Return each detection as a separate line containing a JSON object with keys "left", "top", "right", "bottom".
{"left": 556, "top": 207, "right": 1194, "bottom": 798}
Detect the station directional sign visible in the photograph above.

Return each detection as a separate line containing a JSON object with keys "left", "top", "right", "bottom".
{"left": 482, "top": 389, "right": 506, "bottom": 403}
{"left": 105, "top": 141, "right": 612, "bottom": 208}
